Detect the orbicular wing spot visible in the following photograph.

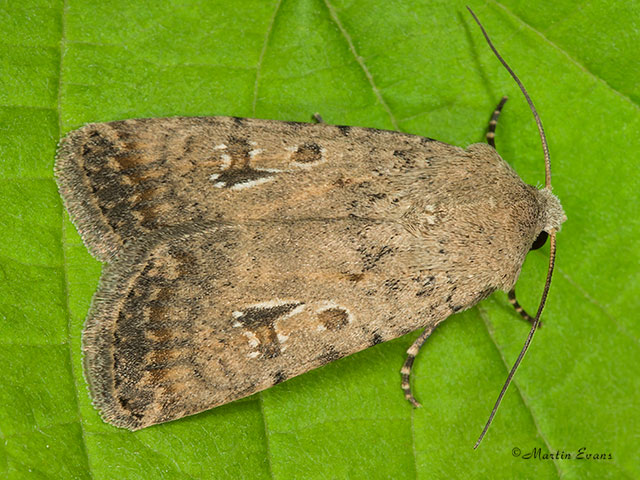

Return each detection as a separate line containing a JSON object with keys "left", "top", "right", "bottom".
{"left": 288, "top": 142, "right": 325, "bottom": 166}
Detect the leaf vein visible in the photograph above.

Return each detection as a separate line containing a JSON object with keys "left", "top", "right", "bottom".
{"left": 477, "top": 305, "right": 563, "bottom": 478}
{"left": 259, "top": 394, "right": 275, "bottom": 479}
{"left": 253, "top": 0, "right": 284, "bottom": 115}
{"left": 491, "top": 0, "right": 640, "bottom": 111}
{"left": 322, "top": 0, "right": 399, "bottom": 130}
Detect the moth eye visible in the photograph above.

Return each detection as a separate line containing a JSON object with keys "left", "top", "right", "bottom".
{"left": 530, "top": 231, "right": 548, "bottom": 251}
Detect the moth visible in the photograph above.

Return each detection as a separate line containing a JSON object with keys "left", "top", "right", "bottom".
{"left": 54, "top": 8, "right": 565, "bottom": 446}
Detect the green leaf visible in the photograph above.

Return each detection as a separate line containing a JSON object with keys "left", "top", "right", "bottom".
{"left": 2, "top": 0, "right": 637, "bottom": 478}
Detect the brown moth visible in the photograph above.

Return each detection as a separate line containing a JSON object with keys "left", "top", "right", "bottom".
{"left": 54, "top": 9, "right": 565, "bottom": 444}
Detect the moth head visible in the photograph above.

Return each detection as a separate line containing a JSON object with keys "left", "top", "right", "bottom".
{"left": 530, "top": 188, "right": 566, "bottom": 251}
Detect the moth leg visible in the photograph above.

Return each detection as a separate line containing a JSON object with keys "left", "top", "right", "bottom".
{"left": 508, "top": 288, "right": 541, "bottom": 326}
{"left": 486, "top": 96, "right": 508, "bottom": 148}
{"left": 312, "top": 113, "right": 324, "bottom": 123}
{"left": 401, "top": 324, "right": 438, "bottom": 407}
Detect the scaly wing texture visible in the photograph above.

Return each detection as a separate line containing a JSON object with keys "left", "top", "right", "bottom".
{"left": 67, "top": 119, "right": 549, "bottom": 428}
{"left": 55, "top": 117, "right": 544, "bottom": 289}
{"left": 55, "top": 117, "right": 460, "bottom": 260}
{"left": 86, "top": 219, "right": 499, "bottom": 429}
{"left": 85, "top": 221, "right": 435, "bottom": 428}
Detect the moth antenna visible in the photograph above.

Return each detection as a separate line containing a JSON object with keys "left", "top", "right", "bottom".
{"left": 474, "top": 234, "right": 557, "bottom": 448}
{"left": 466, "top": 6, "right": 552, "bottom": 189}
{"left": 466, "top": 6, "right": 558, "bottom": 448}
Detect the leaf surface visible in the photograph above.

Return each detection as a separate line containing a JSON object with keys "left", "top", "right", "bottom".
{"left": 1, "top": 0, "right": 637, "bottom": 478}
